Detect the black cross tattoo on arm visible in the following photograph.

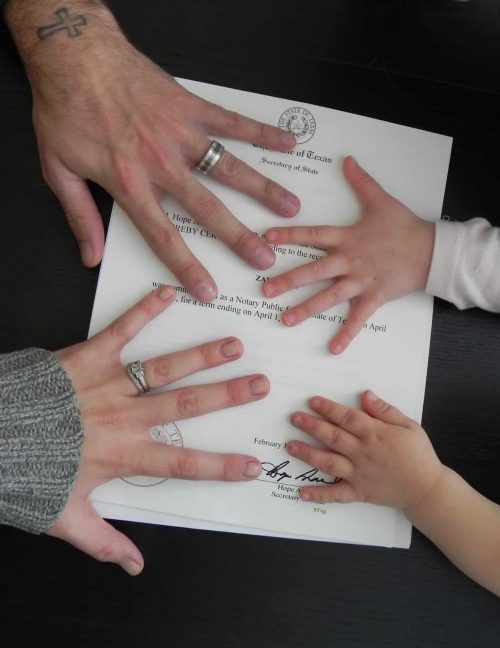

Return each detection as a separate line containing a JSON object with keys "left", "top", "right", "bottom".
{"left": 37, "top": 7, "right": 88, "bottom": 41}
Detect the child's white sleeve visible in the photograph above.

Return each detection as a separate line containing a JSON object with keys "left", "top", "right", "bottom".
{"left": 425, "top": 218, "right": 500, "bottom": 311}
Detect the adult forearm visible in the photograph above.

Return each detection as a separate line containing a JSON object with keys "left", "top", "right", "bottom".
{"left": 405, "top": 467, "right": 500, "bottom": 596}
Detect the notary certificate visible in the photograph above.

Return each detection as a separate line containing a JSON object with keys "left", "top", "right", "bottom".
{"left": 90, "top": 79, "right": 452, "bottom": 548}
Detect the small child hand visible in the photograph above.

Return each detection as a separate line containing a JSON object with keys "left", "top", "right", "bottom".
{"left": 263, "top": 156, "right": 435, "bottom": 354}
{"left": 287, "top": 390, "right": 443, "bottom": 509}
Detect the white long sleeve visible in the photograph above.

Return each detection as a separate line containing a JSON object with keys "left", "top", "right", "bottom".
{"left": 425, "top": 218, "right": 500, "bottom": 311}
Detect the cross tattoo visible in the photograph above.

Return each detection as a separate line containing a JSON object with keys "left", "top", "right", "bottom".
{"left": 37, "top": 8, "right": 88, "bottom": 41}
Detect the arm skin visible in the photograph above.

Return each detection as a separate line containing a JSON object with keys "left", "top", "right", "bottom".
{"left": 287, "top": 391, "right": 500, "bottom": 596}
{"left": 4, "top": 0, "right": 300, "bottom": 300}
{"left": 405, "top": 467, "right": 500, "bottom": 597}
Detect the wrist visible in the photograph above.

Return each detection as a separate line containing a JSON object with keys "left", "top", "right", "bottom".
{"left": 403, "top": 464, "right": 452, "bottom": 525}
{"left": 412, "top": 218, "right": 436, "bottom": 291}
{"left": 5, "top": 0, "right": 128, "bottom": 83}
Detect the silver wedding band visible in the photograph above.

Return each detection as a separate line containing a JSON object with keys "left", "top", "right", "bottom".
{"left": 196, "top": 140, "right": 225, "bottom": 174}
{"left": 126, "top": 360, "right": 151, "bottom": 394}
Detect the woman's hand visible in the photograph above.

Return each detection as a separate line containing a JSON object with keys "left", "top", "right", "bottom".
{"left": 6, "top": 1, "right": 300, "bottom": 301}
{"left": 263, "top": 156, "right": 435, "bottom": 354}
{"left": 46, "top": 286, "right": 269, "bottom": 575}
{"left": 287, "top": 391, "right": 443, "bottom": 509}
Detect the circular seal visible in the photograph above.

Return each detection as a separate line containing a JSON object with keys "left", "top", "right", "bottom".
{"left": 278, "top": 107, "right": 316, "bottom": 144}
{"left": 121, "top": 421, "right": 183, "bottom": 487}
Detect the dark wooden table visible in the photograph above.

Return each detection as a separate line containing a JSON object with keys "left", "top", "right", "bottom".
{"left": 1, "top": 1, "right": 499, "bottom": 645}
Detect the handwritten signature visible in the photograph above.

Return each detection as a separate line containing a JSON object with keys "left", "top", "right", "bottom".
{"left": 260, "top": 460, "right": 337, "bottom": 485}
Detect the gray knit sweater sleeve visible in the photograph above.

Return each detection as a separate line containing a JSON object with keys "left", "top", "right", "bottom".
{"left": 0, "top": 348, "right": 83, "bottom": 534}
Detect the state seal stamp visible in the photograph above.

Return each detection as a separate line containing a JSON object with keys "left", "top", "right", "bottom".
{"left": 122, "top": 421, "right": 183, "bottom": 487}
{"left": 278, "top": 107, "right": 316, "bottom": 144}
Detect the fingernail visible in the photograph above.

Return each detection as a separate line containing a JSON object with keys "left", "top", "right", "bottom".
{"left": 158, "top": 285, "right": 175, "bottom": 301}
{"left": 291, "top": 412, "right": 302, "bottom": 426}
{"left": 281, "top": 131, "right": 296, "bottom": 147}
{"left": 122, "top": 559, "right": 142, "bottom": 576}
{"left": 331, "top": 344, "right": 343, "bottom": 355}
{"left": 301, "top": 490, "right": 311, "bottom": 501}
{"left": 194, "top": 282, "right": 217, "bottom": 302}
{"left": 263, "top": 281, "right": 277, "bottom": 297}
{"left": 287, "top": 442, "right": 299, "bottom": 456}
{"left": 254, "top": 245, "right": 275, "bottom": 269}
{"left": 242, "top": 461, "right": 262, "bottom": 478}
{"left": 249, "top": 376, "right": 269, "bottom": 396}
{"left": 310, "top": 397, "right": 322, "bottom": 409}
{"left": 81, "top": 242, "right": 94, "bottom": 266}
{"left": 283, "top": 312, "right": 297, "bottom": 326}
{"left": 280, "top": 194, "right": 301, "bottom": 217}
{"left": 281, "top": 194, "right": 300, "bottom": 217}
{"left": 365, "top": 389, "right": 377, "bottom": 402}
{"left": 221, "top": 340, "right": 240, "bottom": 358}
{"left": 265, "top": 230, "right": 279, "bottom": 243}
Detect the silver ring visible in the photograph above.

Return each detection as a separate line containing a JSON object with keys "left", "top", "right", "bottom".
{"left": 196, "top": 140, "right": 225, "bottom": 174}
{"left": 126, "top": 360, "right": 150, "bottom": 394}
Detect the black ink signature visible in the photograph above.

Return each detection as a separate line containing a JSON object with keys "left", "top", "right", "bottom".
{"left": 261, "top": 461, "right": 292, "bottom": 482}
{"left": 261, "top": 461, "right": 336, "bottom": 485}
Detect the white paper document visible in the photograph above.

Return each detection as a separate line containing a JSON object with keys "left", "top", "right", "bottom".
{"left": 90, "top": 78, "right": 452, "bottom": 548}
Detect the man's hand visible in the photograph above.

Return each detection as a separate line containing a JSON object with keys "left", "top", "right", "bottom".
{"left": 263, "top": 156, "right": 435, "bottom": 353}
{"left": 5, "top": 0, "right": 300, "bottom": 301}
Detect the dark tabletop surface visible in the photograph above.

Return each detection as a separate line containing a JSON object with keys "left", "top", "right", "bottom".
{"left": 1, "top": 1, "right": 499, "bottom": 646}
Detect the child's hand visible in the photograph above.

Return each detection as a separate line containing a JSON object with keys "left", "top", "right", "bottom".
{"left": 263, "top": 156, "right": 435, "bottom": 354}
{"left": 287, "top": 390, "right": 443, "bottom": 509}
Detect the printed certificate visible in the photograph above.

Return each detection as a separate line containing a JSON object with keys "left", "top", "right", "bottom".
{"left": 90, "top": 79, "right": 452, "bottom": 548}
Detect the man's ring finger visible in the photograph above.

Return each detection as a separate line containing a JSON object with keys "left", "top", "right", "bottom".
{"left": 196, "top": 140, "right": 225, "bottom": 174}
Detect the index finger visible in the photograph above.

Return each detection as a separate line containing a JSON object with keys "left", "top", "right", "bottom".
{"left": 200, "top": 100, "right": 297, "bottom": 151}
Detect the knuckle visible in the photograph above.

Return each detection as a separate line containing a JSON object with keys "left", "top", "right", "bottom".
{"left": 227, "top": 110, "right": 244, "bottom": 128}
{"left": 234, "top": 228, "right": 255, "bottom": 255}
{"left": 323, "top": 458, "right": 338, "bottom": 476}
{"left": 200, "top": 342, "right": 216, "bottom": 367}
{"left": 107, "top": 447, "right": 130, "bottom": 475}
{"left": 95, "top": 541, "right": 117, "bottom": 563}
{"left": 175, "top": 388, "right": 201, "bottom": 418}
{"left": 328, "top": 426, "right": 341, "bottom": 448}
{"left": 325, "top": 285, "right": 340, "bottom": 301}
{"left": 147, "top": 224, "right": 176, "bottom": 249}
{"left": 113, "top": 160, "right": 138, "bottom": 198}
{"left": 339, "top": 407, "right": 357, "bottom": 429}
{"left": 311, "top": 259, "right": 323, "bottom": 278}
{"left": 193, "top": 195, "right": 219, "bottom": 225}
{"left": 219, "top": 154, "right": 243, "bottom": 179}
{"left": 108, "top": 320, "right": 130, "bottom": 345}
{"left": 222, "top": 455, "right": 239, "bottom": 481}
{"left": 177, "top": 258, "right": 199, "bottom": 281}
{"left": 173, "top": 453, "right": 199, "bottom": 479}
{"left": 152, "top": 357, "right": 174, "bottom": 383}
{"left": 225, "top": 380, "right": 242, "bottom": 406}
{"left": 377, "top": 400, "right": 392, "bottom": 414}
{"left": 263, "top": 179, "right": 280, "bottom": 201}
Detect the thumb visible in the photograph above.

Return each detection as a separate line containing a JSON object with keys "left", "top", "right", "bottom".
{"left": 342, "top": 156, "right": 387, "bottom": 211}
{"left": 46, "top": 498, "right": 144, "bottom": 576}
{"left": 361, "top": 390, "right": 412, "bottom": 426}
{"left": 44, "top": 164, "right": 105, "bottom": 267}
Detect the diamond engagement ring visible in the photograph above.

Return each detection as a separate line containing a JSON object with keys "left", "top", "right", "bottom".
{"left": 196, "top": 140, "right": 225, "bottom": 174}
{"left": 126, "top": 360, "right": 151, "bottom": 394}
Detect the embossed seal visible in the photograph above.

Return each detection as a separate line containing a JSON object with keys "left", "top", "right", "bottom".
{"left": 278, "top": 107, "right": 316, "bottom": 144}
{"left": 122, "top": 422, "right": 183, "bottom": 487}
